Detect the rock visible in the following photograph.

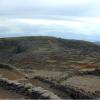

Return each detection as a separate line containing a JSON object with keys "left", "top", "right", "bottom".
{"left": 0, "top": 78, "right": 60, "bottom": 99}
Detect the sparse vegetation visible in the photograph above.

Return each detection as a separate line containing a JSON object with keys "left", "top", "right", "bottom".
{"left": 0, "top": 36, "right": 100, "bottom": 70}
{"left": 0, "top": 36, "right": 100, "bottom": 99}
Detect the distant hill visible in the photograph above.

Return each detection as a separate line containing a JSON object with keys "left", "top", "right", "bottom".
{"left": 94, "top": 41, "right": 100, "bottom": 45}
{"left": 0, "top": 36, "right": 100, "bottom": 71}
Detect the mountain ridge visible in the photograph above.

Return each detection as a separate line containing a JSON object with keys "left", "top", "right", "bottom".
{"left": 95, "top": 41, "right": 100, "bottom": 45}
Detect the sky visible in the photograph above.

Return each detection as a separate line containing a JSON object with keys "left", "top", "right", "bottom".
{"left": 0, "top": 0, "right": 100, "bottom": 41}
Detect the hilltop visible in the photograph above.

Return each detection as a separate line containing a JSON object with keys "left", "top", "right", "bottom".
{"left": 0, "top": 36, "right": 100, "bottom": 71}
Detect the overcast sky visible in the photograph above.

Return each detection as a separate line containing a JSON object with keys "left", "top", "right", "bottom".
{"left": 0, "top": 0, "right": 100, "bottom": 41}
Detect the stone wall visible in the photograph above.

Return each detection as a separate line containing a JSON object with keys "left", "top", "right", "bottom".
{"left": 34, "top": 76, "right": 100, "bottom": 99}
{"left": 55, "top": 84, "right": 100, "bottom": 99}
{"left": 80, "top": 68, "right": 100, "bottom": 76}
{"left": 0, "top": 78, "right": 60, "bottom": 99}
{"left": 0, "top": 63, "right": 14, "bottom": 70}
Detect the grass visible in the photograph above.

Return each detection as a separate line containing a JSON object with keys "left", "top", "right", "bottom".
{"left": 61, "top": 75, "right": 100, "bottom": 92}
{"left": 0, "top": 36, "right": 100, "bottom": 71}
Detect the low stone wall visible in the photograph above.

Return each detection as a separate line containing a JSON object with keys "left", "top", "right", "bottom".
{"left": 55, "top": 84, "right": 100, "bottom": 99}
{"left": 0, "top": 78, "right": 60, "bottom": 99}
{"left": 80, "top": 69, "right": 100, "bottom": 76}
{"left": 34, "top": 76, "right": 55, "bottom": 85}
{"left": 34, "top": 76, "right": 100, "bottom": 99}
{"left": 0, "top": 63, "right": 14, "bottom": 70}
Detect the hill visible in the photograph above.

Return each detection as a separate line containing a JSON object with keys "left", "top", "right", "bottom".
{"left": 0, "top": 36, "right": 100, "bottom": 71}
{"left": 95, "top": 41, "right": 100, "bottom": 45}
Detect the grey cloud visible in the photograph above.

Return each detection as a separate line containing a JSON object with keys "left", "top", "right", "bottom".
{"left": 0, "top": 0, "right": 100, "bottom": 18}
{"left": 0, "top": 0, "right": 100, "bottom": 41}
{"left": 0, "top": 19, "right": 99, "bottom": 41}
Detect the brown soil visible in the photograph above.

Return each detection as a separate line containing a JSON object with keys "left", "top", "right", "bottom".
{"left": 0, "top": 68, "right": 24, "bottom": 80}
{"left": 0, "top": 87, "right": 25, "bottom": 99}
{"left": 62, "top": 75, "right": 100, "bottom": 92}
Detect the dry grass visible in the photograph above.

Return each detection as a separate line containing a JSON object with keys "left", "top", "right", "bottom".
{"left": 0, "top": 67, "right": 24, "bottom": 80}
{"left": 23, "top": 69, "right": 62, "bottom": 79}
{"left": 61, "top": 75, "right": 100, "bottom": 93}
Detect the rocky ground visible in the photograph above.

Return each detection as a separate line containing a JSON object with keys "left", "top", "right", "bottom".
{"left": 0, "top": 63, "right": 100, "bottom": 99}
{"left": 0, "top": 36, "right": 100, "bottom": 99}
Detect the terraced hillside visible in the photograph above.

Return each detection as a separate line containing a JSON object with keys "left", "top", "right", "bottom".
{"left": 0, "top": 36, "right": 100, "bottom": 99}
{"left": 0, "top": 36, "right": 100, "bottom": 71}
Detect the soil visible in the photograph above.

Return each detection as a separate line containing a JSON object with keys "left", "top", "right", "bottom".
{"left": 62, "top": 75, "right": 100, "bottom": 92}
{"left": 0, "top": 87, "right": 25, "bottom": 99}
{"left": 0, "top": 68, "right": 24, "bottom": 80}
